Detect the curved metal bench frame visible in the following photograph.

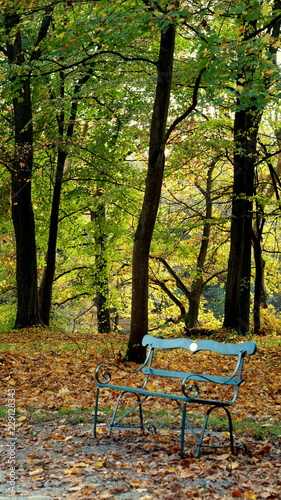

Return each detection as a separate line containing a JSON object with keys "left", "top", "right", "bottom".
{"left": 94, "top": 334, "right": 256, "bottom": 457}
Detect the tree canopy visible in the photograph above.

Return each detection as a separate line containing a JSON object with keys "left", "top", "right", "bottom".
{"left": 0, "top": 0, "right": 281, "bottom": 360}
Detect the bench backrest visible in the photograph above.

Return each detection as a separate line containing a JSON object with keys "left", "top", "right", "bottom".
{"left": 142, "top": 334, "right": 256, "bottom": 356}
{"left": 141, "top": 334, "right": 256, "bottom": 388}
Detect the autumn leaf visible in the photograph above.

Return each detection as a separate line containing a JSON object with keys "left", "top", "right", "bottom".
{"left": 29, "top": 468, "right": 45, "bottom": 476}
{"left": 232, "top": 489, "right": 243, "bottom": 498}
{"left": 63, "top": 468, "right": 79, "bottom": 475}
{"left": 214, "top": 453, "right": 231, "bottom": 461}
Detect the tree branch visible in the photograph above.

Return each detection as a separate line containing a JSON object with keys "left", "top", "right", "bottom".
{"left": 165, "top": 67, "right": 206, "bottom": 142}
{"left": 150, "top": 255, "right": 190, "bottom": 298}
{"left": 150, "top": 277, "right": 186, "bottom": 317}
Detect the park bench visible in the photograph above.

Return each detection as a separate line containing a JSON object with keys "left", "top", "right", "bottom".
{"left": 94, "top": 334, "right": 256, "bottom": 457}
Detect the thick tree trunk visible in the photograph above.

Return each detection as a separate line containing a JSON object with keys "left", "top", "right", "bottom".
{"left": 5, "top": 15, "right": 40, "bottom": 328}
{"left": 224, "top": 108, "right": 260, "bottom": 333}
{"left": 11, "top": 98, "right": 40, "bottom": 327}
{"left": 126, "top": 24, "right": 176, "bottom": 362}
{"left": 96, "top": 291, "right": 111, "bottom": 333}
{"left": 185, "top": 287, "right": 202, "bottom": 329}
{"left": 224, "top": 5, "right": 280, "bottom": 334}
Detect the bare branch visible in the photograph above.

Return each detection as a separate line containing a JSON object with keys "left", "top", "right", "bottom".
{"left": 165, "top": 67, "right": 206, "bottom": 142}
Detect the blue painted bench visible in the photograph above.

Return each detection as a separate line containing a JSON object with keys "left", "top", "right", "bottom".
{"left": 94, "top": 334, "right": 256, "bottom": 457}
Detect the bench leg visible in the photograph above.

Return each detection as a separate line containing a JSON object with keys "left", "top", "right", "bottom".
{"left": 224, "top": 406, "right": 234, "bottom": 454}
{"left": 195, "top": 405, "right": 235, "bottom": 457}
{"left": 93, "top": 386, "right": 100, "bottom": 438}
{"left": 180, "top": 402, "right": 187, "bottom": 458}
{"left": 108, "top": 391, "right": 145, "bottom": 435}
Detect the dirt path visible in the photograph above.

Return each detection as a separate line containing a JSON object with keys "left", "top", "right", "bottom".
{"left": 1, "top": 422, "right": 280, "bottom": 499}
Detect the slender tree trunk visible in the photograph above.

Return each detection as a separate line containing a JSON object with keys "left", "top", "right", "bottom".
{"left": 185, "top": 162, "right": 215, "bottom": 328}
{"left": 252, "top": 233, "right": 264, "bottom": 333}
{"left": 252, "top": 207, "right": 267, "bottom": 333}
{"left": 126, "top": 24, "right": 176, "bottom": 362}
{"left": 91, "top": 190, "right": 111, "bottom": 334}
{"left": 39, "top": 72, "right": 90, "bottom": 324}
{"left": 38, "top": 149, "right": 66, "bottom": 325}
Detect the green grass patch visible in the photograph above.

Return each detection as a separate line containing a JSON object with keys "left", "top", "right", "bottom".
{"left": 206, "top": 414, "right": 281, "bottom": 439}
{"left": 0, "top": 405, "right": 7, "bottom": 418}
{"left": 1, "top": 402, "right": 280, "bottom": 440}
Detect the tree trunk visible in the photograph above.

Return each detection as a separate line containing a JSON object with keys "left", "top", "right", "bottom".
{"left": 252, "top": 209, "right": 267, "bottom": 333}
{"left": 11, "top": 96, "right": 40, "bottom": 328}
{"left": 96, "top": 291, "right": 111, "bottom": 333}
{"left": 126, "top": 23, "right": 176, "bottom": 362}
{"left": 185, "top": 288, "right": 202, "bottom": 329}
{"left": 91, "top": 191, "right": 111, "bottom": 334}
{"left": 185, "top": 162, "right": 215, "bottom": 329}
{"left": 38, "top": 149, "right": 66, "bottom": 325}
{"left": 224, "top": 4, "right": 280, "bottom": 334}
{"left": 38, "top": 72, "right": 89, "bottom": 325}
{"left": 5, "top": 15, "right": 40, "bottom": 328}
{"left": 223, "top": 108, "right": 260, "bottom": 333}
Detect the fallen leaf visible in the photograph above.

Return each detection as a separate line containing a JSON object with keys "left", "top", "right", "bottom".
{"left": 232, "top": 489, "right": 243, "bottom": 498}
{"left": 63, "top": 468, "right": 79, "bottom": 475}
{"left": 29, "top": 468, "right": 45, "bottom": 476}
{"left": 214, "top": 453, "right": 230, "bottom": 460}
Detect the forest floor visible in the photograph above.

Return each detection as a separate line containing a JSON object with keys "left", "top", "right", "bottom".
{"left": 0, "top": 327, "right": 280, "bottom": 499}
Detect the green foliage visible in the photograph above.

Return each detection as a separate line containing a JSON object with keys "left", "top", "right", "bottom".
{"left": 0, "top": 0, "right": 281, "bottom": 332}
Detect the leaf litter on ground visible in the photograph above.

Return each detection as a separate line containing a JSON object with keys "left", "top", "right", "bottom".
{"left": 0, "top": 327, "right": 281, "bottom": 499}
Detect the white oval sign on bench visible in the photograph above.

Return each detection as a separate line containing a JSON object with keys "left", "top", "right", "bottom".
{"left": 190, "top": 342, "right": 198, "bottom": 352}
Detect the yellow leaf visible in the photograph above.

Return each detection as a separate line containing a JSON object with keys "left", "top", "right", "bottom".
{"left": 214, "top": 453, "right": 230, "bottom": 461}
{"left": 18, "top": 416, "right": 27, "bottom": 422}
{"left": 63, "top": 468, "right": 79, "bottom": 475}
{"left": 230, "top": 461, "right": 239, "bottom": 470}
{"left": 261, "top": 33, "right": 271, "bottom": 44}
{"left": 244, "top": 492, "right": 256, "bottom": 499}
{"left": 7, "top": 379, "right": 16, "bottom": 386}
{"left": 145, "top": 383, "right": 155, "bottom": 391}
{"left": 29, "top": 468, "right": 44, "bottom": 476}
{"left": 262, "top": 3, "right": 271, "bottom": 17}
{"left": 58, "top": 386, "right": 70, "bottom": 395}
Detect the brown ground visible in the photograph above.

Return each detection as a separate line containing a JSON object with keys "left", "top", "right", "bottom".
{"left": 0, "top": 328, "right": 280, "bottom": 499}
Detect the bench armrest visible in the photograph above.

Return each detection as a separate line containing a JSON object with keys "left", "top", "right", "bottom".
{"left": 95, "top": 360, "right": 148, "bottom": 385}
